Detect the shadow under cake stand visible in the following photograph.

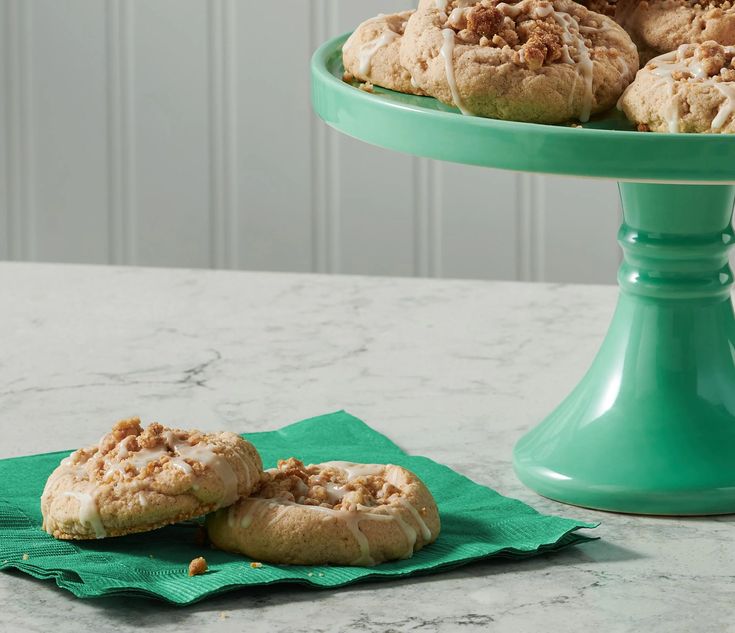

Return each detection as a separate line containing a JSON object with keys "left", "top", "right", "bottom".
{"left": 312, "top": 34, "right": 735, "bottom": 516}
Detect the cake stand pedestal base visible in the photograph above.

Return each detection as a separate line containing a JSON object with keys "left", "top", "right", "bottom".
{"left": 514, "top": 183, "right": 735, "bottom": 515}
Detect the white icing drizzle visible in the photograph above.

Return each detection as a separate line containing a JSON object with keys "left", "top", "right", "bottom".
{"left": 102, "top": 462, "right": 128, "bottom": 481}
{"left": 496, "top": 1, "right": 596, "bottom": 121}
{"left": 441, "top": 29, "right": 473, "bottom": 115}
{"left": 357, "top": 30, "right": 400, "bottom": 76}
{"left": 712, "top": 82, "right": 735, "bottom": 130}
{"left": 281, "top": 500, "right": 395, "bottom": 566}
{"left": 178, "top": 443, "right": 239, "bottom": 505}
{"left": 387, "top": 507, "right": 418, "bottom": 558}
{"left": 137, "top": 492, "right": 147, "bottom": 507}
{"left": 117, "top": 435, "right": 133, "bottom": 459}
{"left": 435, "top": 0, "right": 450, "bottom": 10}
{"left": 397, "top": 497, "right": 433, "bottom": 541}
{"left": 496, "top": 2, "right": 524, "bottom": 17}
{"left": 447, "top": 6, "right": 470, "bottom": 29}
{"left": 320, "top": 461, "right": 385, "bottom": 480}
{"left": 238, "top": 501, "right": 263, "bottom": 529}
{"left": 579, "top": 23, "right": 608, "bottom": 34}
{"left": 322, "top": 481, "right": 348, "bottom": 504}
{"left": 126, "top": 447, "right": 170, "bottom": 473}
{"left": 107, "top": 432, "right": 239, "bottom": 504}
{"left": 169, "top": 458, "right": 194, "bottom": 475}
{"left": 540, "top": 4, "right": 595, "bottom": 122}
{"left": 64, "top": 491, "right": 106, "bottom": 539}
{"left": 642, "top": 45, "right": 735, "bottom": 133}
{"left": 649, "top": 49, "right": 698, "bottom": 132}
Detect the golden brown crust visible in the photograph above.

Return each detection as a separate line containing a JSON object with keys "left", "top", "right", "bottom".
{"left": 41, "top": 418, "right": 263, "bottom": 540}
{"left": 206, "top": 459, "right": 441, "bottom": 566}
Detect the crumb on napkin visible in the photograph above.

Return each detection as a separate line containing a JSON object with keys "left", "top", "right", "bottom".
{"left": 189, "top": 556, "right": 208, "bottom": 576}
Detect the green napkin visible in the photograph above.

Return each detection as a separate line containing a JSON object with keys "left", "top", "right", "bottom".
{"left": 0, "top": 411, "right": 596, "bottom": 605}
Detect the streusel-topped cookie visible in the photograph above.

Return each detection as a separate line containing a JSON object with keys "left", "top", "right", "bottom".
{"left": 342, "top": 11, "right": 426, "bottom": 95}
{"left": 401, "top": 0, "right": 638, "bottom": 123}
{"left": 617, "top": 0, "right": 735, "bottom": 63}
{"left": 41, "top": 418, "right": 262, "bottom": 540}
{"left": 620, "top": 41, "right": 735, "bottom": 133}
{"left": 207, "top": 458, "right": 440, "bottom": 566}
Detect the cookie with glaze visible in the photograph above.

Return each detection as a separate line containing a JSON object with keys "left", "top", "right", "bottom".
{"left": 41, "top": 418, "right": 263, "bottom": 540}
{"left": 401, "top": 0, "right": 639, "bottom": 123}
{"left": 342, "top": 11, "right": 426, "bottom": 95}
{"left": 617, "top": 0, "right": 735, "bottom": 64}
{"left": 207, "top": 458, "right": 441, "bottom": 566}
{"left": 620, "top": 41, "right": 735, "bottom": 133}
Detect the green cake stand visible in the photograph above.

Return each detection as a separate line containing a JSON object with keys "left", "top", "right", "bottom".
{"left": 312, "top": 35, "right": 735, "bottom": 516}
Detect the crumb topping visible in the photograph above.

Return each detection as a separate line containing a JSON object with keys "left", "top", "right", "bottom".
{"left": 254, "top": 458, "right": 401, "bottom": 512}
{"left": 63, "top": 418, "right": 220, "bottom": 482}
{"left": 648, "top": 41, "right": 735, "bottom": 82}
{"left": 188, "top": 556, "right": 208, "bottom": 576}
{"left": 466, "top": 4, "right": 505, "bottom": 39}
{"left": 522, "top": 22, "right": 565, "bottom": 70}
{"left": 439, "top": 0, "right": 603, "bottom": 70}
{"left": 690, "top": 0, "right": 733, "bottom": 8}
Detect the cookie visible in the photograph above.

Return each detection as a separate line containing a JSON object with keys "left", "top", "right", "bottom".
{"left": 342, "top": 11, "right": 425, "bottom": 95}
{"left": 207, "top": 458, "right": 441, "bottom": 566}
{"left": 616, "top": 0, "right": 735, "bottom": 64}
{"left": 619, "top": 41, "right": 735, "bottom": 133}
{"left": 401, "top": 0, "right": 639, "bottom": 123}
{"left": 41, "top": 418, "right": 263, "bottom": 540}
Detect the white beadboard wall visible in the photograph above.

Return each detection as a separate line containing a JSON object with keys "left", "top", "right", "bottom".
{"left": 0, "top": 0, "right": 623, "bottom": 283}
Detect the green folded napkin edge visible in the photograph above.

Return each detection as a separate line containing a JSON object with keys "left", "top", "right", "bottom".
{"left": 0, "top": 410, "right": 597, "bottom": 605}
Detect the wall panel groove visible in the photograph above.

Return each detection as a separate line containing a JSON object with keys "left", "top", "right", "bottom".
{"left": 429, "top": 161, "right": 442, "bottom": 278}
{"left": 106, "top": 0, "right": 123, "bottom": 264}
{"left": 0, "top": 0, "right": 10, "bottom": 259}
{"left": 516, "top": 173, "right": 532, "bottom": 281}
{"left": 224, "top": 0, "right": 237, "bottom": 270}
{"left": 6, "top": 0, "right": 33, "bottom": 260}
{"left": 207, "top": 0, "right": 237, "bottom": 270}
{"left": 532, "top": 175, "right": 546, "bottom": 282}
{"left": 121, "top": 0, "right": 135, "bottom": 264}
{"left": 310, "top": 0, "right": 327, "bottom": 273}
{"left": 208, "top": 0, "right": 224, "bottom": 269}
{"left": 327, "top": 1, "right": 340, "bottom": 274}
{"left": 413, "top": 158, "right": 429, "bottom": 277}
{"left": 21, "top": 0, "right": 34, "bottom": 260}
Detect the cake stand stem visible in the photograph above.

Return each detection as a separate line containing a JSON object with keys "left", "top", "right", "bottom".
{"left": 514, "top": 182, "right": 735, "bottom": 515}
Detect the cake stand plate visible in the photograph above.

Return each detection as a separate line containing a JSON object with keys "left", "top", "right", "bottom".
{"left": 312, "top": 35, "right": 735, "bottom": 515}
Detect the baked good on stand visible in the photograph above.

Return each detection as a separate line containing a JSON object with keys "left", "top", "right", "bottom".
{"left": 619, "top": 41, "right": 735, "bottom": 133}
{"left": 400, "top": 0, "right": 638, "bottom": 123}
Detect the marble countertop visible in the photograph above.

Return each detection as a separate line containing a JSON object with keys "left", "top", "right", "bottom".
{"left": 0, "top": 262, "right": 731, "bottom": 633}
